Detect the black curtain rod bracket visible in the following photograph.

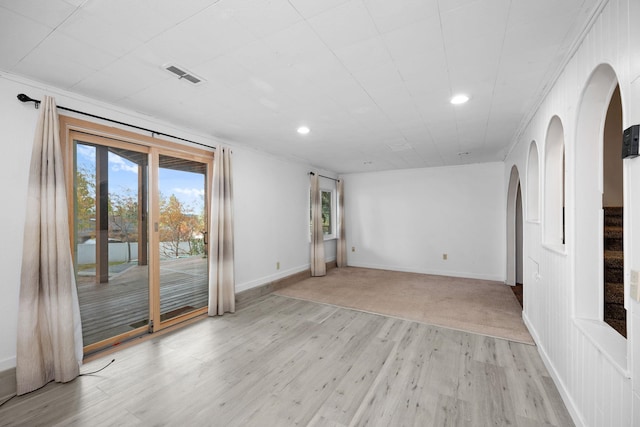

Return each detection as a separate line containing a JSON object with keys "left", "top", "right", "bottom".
{"left": 18, "top": 93, "right": 40, "bottom": 109}
{"left": 16, "top": 93, "right": 213, "bottom": 150}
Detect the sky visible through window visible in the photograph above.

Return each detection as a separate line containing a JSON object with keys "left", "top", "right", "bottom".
{"left": 76, "top": 144, "right": 204, "bottom": 213}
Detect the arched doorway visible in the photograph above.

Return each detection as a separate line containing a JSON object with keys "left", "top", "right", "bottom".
{"left": 507, "top": 165, "right": 523, "bottom": 301}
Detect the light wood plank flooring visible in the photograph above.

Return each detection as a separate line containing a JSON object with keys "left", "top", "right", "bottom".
{"left": 0, "top": 295, "right": 573, "bottom": 426}
{"left": 77, "top": 257, "right": 208, "bottom": 345}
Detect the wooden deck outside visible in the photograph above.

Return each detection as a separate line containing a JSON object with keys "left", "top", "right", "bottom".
{"left": 77, "top": 256, "right": 208, "bottom": 345}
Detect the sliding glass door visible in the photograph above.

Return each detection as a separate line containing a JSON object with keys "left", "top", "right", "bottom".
{"left": 156, "top": 153, "right": 209, "bottom": 326}
{"left": 72, "top": 138, "right": 150, "bottom": 349}
{"left": 68, "top": 130, "right": 212, "bottom": 352}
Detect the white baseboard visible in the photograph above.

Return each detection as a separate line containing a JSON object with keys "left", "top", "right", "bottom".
{"left": 0, "top": 356, "right": 15, "bottom": 372}
{"left": 522, "top": 312, "right": 585, "bottom": 427}
{"left": 347, "top": 262, "right": 505, "bottom": 282}
{"left": 0, "top": 365, "right": 16, "bottom": 402}
{"left": 235, "top": 258, "right": 337, "bottom": 293}
{"left": 236, "top": 265, "right": 309, "bottom": 293}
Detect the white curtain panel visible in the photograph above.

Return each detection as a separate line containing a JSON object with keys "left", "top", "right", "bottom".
{"left": 208, "top": 146, "right": 235, "bottom": 316}
{"left": 16, "top": 96, "right": 83, "bottom": 395}
{"left": 336, "top": 179, "right": 347, "bottom": 268}
{"left": 310, "top": 174, "right": 326, "bottom": 276}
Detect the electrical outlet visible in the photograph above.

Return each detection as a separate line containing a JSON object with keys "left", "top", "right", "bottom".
{"left": 351, "top": 246, "right": 355, "bottom": 252}
{"left": 631, "top": 270, "right": 640, "bottom": 301}
{"left": 276, "top": 261, "right": 280, "bottom": 270}
{"left": 442, "top": 253, "right": 448, "bottom": 260}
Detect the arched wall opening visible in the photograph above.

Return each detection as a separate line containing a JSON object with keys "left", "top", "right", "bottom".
{"left": 602, "top": 85, "right": 625, "bottom": 336}
{"left": 574, "top": 64, "right": 625, "bottom": 338}
{"left": 527, "top": 141, "right": 540, "bottom": 221}
{"left": 516, "top": 183, "right": 523, "bottom": 285}
{"left": 603, "top": 86, "right": 624, "bottom": 207}
{"left": 506, "top": 165, "right": 522, "bottom": 286}
{"left": 543, "top": 117, "right": 566, "bottom": 246}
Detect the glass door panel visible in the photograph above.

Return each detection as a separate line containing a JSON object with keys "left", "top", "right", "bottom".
{"left": 73, "top": 140, "right": 149, "bottom": 347}
{"left": 157, "top": 154, "right": 208, "bottom": 324}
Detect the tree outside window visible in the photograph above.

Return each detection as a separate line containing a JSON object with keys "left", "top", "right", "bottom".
{"left": 321, "top": 190, "right": 332, "bottom": 235}
{"left": 159, "top": 194, "right": 205, "bottom": 259}
{"left": 310, "top": 189, "right": 334, "bottom": 238}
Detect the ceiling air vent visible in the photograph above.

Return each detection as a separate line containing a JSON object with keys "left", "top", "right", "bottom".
{"left": 163, "top": 63, "right": 205, "bottom": 85}
{"left": 387, "top": 142, "right": 412, "bottom": 152}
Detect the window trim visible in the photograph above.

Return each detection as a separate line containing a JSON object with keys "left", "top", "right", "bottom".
{"left": 309, "top": 187, "right": 336, "bottom": 241}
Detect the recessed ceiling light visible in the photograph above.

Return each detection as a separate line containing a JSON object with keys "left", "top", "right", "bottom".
{"left": 450, "top": 94, "right": 469, "bottom": 105}
{"left": 297, "top": 126, "right": 310, "bottom": 135}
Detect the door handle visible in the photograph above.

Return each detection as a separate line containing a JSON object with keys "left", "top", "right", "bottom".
{"left": 202, "top": 231, "right": 208, "bottom": 245}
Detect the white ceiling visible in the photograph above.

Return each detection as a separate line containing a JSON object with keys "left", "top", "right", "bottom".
{"left": 0, "top": 0, "right": 600, "bottom": 173}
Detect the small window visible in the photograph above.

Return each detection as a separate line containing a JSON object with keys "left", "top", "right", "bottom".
{"left": 310, "top": 189, "right": 335, "bottom": 239}
{"left": 321, "top": 190, "right": 332, "bottom": 235}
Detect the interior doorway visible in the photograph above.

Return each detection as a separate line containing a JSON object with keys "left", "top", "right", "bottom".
{"left": 506, "top": 165, "right": 523, "bottom": 309}
{"left": 514, "top": 183, "right": 523, "bottom": 307}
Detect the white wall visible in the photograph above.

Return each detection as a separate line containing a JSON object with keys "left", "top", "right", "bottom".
{"left": 0, "top": 77, "right": 34, "bottom": 372}
{"left": 343, "top": 162, "right": 505, "bottom": 281}
{"left": 233, "top": 149, "right": 337, "bottom": 293}
{"left": 0, "top": 73, "right": 336, "bottom": 371}
{"left": 503, "top": 0, "right": 640, "bottom": 425}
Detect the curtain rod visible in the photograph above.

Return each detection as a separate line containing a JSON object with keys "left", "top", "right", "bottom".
{"left": 309, "top": 171, "right": 340, "bottom": 182}
{"left": 16, "top": 93, "right": 214, "bottom": 150}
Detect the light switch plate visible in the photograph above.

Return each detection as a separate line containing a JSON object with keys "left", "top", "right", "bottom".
{"left": 630, "top": 270, "right": 640, "bottom": 302}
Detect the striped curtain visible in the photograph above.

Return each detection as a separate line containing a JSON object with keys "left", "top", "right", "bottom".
{"left": 310, "top": 173, "right": 326, "bottom": 276}
{"left": 336, "top": 179, "right": 347, "bottom": 268}
{"left": 16, "top": 96, "right": 83, "bottom": 395}
{"left": 208, "top": 146, "right": 235, "bottom": 315}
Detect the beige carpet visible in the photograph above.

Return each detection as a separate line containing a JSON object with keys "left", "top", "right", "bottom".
{"left": 275, "top": 267, "right": 534, "bottom": 345}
